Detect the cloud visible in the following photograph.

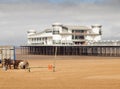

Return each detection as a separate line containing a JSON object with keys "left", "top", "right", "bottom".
{"left": 0, "top": 0, "right": 119, "bottom": 45}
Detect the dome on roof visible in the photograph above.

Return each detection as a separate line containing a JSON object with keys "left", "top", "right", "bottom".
{"left": 52, "top": 22, "right": 62, "bottom": 26}
{"left": 91, "top": 24, "right": 102, "bottom": 28}
{"left": 27, "top": 29, "right": 37, "bottom": 35}
{"left": 27, "top": 29, "right": 36, "bottom": 33}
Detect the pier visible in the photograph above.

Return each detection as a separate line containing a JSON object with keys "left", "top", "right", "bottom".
{"left": 21, "top": 45, "right": 120, "bottom": 56}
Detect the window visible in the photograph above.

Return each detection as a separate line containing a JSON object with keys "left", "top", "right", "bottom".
{"left": 99, "top": 30, "right": 102, "bottom": 35}
{"left": 45, "top": 37, "right": 47, "bottom": 40}
{"left": 32, "top": 38, "right": 34, "bottom": 41}
{"left": 73, "top": 36, "right": 84, "bottom": 39}
{"left": 39, "top": 38, "right": 41, "bottom": 41}
{"left": 72, "top": 35, "right": 74, "bottom": 39}
{"left": 75, "top": 36, "right": 78, "bottom": 39}
{"left": 53, "top": 31, "right": 59, "bottom": 34}
{"left": 53, "top": 40, "right": 61, "bottom": 44}
{"left": 79, "top": 36, "right": 84, "bottom": 39}
{"left": 37, "top": 38, "right": 39, "bottom": 41}
{"left": 72, "top": 30, "right": 84, "bottom": 33}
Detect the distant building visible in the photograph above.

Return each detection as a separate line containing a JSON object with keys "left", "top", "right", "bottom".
{"left": 27, "top": 23, "right": 102, "bottom": 46}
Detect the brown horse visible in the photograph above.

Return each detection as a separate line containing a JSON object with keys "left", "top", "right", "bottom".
{"left": 14, "top": 60, "right": 23, "bottom": 69}
{"left": 2, "top": 58, "right": 11, "bottom": 70}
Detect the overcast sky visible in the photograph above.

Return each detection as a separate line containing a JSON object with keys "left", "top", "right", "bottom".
{"left": 0, "top": 0, "right": 120, "bottom": 46}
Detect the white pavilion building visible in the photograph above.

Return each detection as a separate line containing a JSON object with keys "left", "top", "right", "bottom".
{"left": 27, "top": 23, "right": 102, "bottom": 46}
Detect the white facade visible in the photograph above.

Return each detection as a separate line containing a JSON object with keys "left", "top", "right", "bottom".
{"left": 27, "top": 23, "right": 102, "bottom": 46}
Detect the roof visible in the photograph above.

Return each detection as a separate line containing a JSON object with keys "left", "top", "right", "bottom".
{"left": 44, "top": 28, "right": 52, "bottom": 32}
{"left": 64, "top": 25, "right": 91, "bottom": 30}
{"left": 28, "top": 24, "right": 91, "bottom": 37}
{"left": 52, "top": 22, "right": 62, "bottom": 26}
{"left": 28, "top": 28, "right": 52, "bottom": 36}
{"left": 91, "top": 24, "right": 102, "bottom": 27}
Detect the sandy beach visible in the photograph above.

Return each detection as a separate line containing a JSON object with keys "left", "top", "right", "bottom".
{"left": 0, "top": 55, "right": 120, "bottom": 89}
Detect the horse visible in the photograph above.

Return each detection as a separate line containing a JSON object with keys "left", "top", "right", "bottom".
{"left": 13, "top": 60, "right": 23, "bottom": 69}
{"left": 19, "top": 60, "right": 29, "bottom": 69}
{"left": 2, "top": 58, "right": 12, "bottom": 70}
{"left": 2, "top": 58, "right": 29, "bottom": 70}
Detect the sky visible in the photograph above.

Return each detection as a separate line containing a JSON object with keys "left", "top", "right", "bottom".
{"left": 0, "top": 0, "right": 120, "bottom": 46}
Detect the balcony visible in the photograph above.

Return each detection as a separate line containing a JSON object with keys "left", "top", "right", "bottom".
{"left": 60, "top": 32, "right": 100, "bottom": 36}
{"left": 72, "top": 39, "right": 86, "bottom": 42}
